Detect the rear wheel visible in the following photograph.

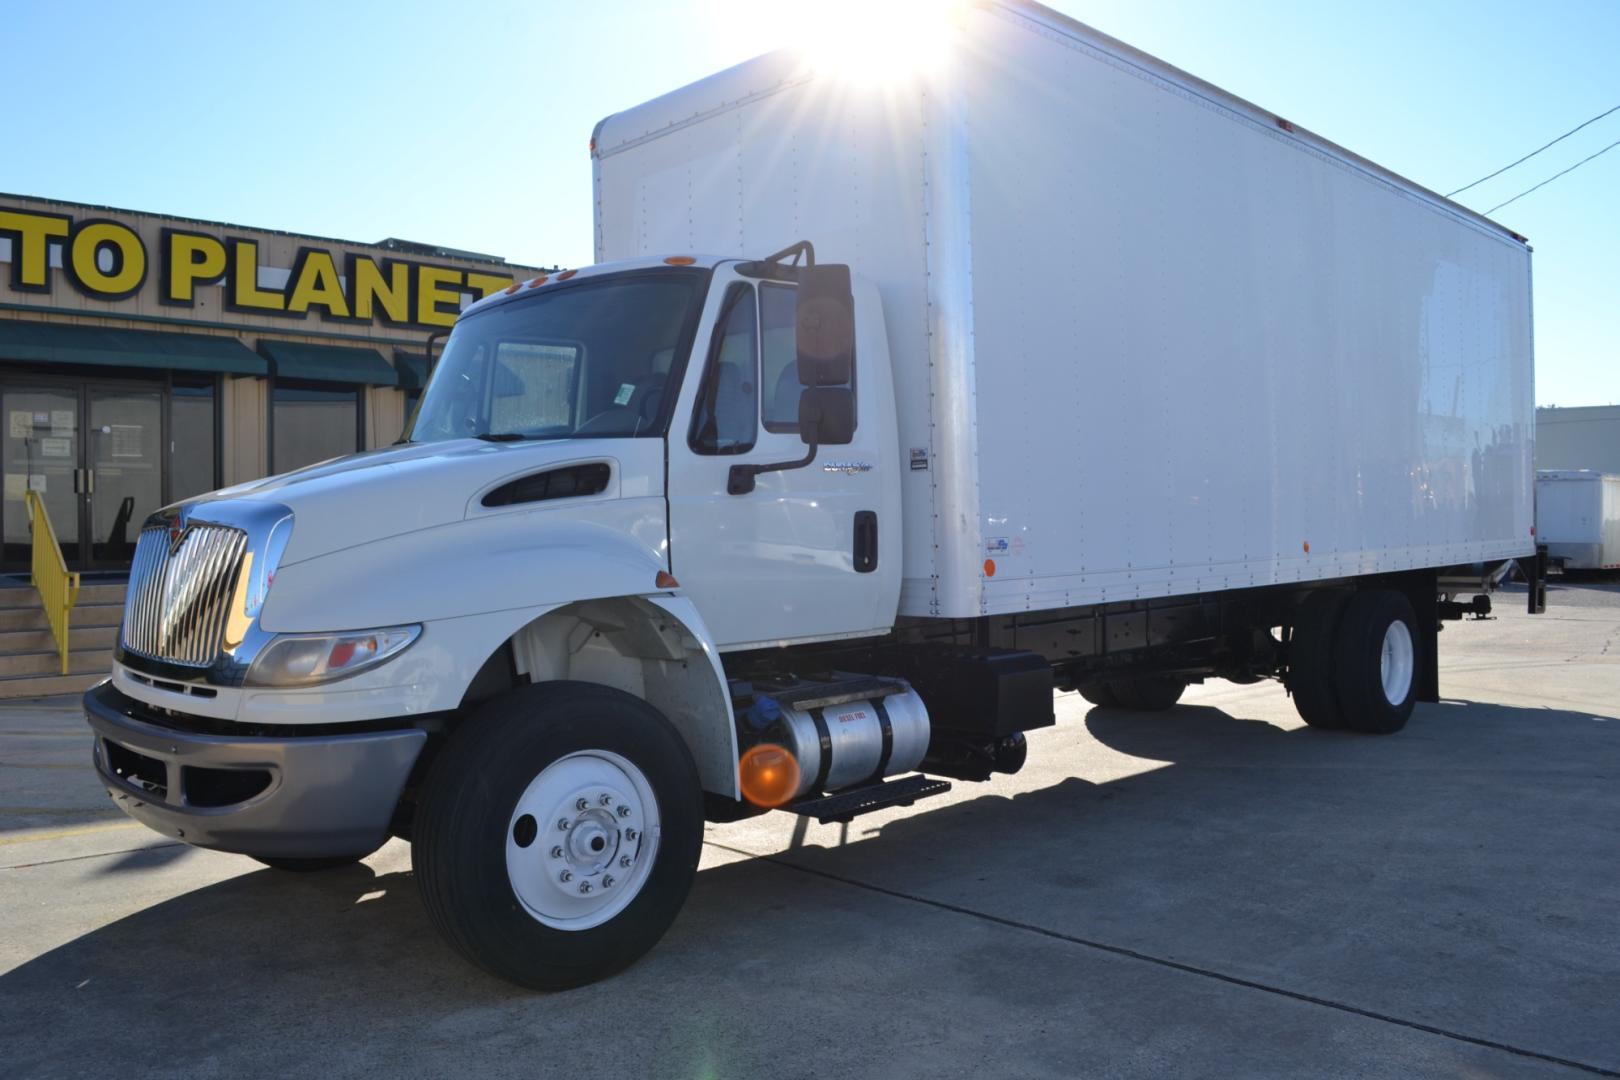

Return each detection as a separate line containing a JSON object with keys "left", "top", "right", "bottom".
{"left": 413, "top": 681, "right": 703, "bottom": 990}
{"left": 1333, "top": 590, "right": 1419, "bottom": 734}
{"left": 1077, "top": 683, "right": 1120, "bottom": 708}
{"left": 1109, "top": 677, "right": 1187, "bottom": 712}
{"left": 1289, "top": 590, "right": 1350, "bottom": 730}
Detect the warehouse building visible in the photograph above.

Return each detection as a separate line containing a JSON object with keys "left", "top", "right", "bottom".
{"left": 0, "top": 193, "right": 549, "bottom": 574}
{"left": 1536, "top": 405, "right": 1620, "bottom": 474}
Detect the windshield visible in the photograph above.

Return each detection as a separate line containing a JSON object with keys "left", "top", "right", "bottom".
{"left": 406, "top": 269, "right": 707, "bottom": 443}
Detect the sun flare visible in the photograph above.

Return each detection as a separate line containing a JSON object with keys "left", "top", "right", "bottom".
{"left": 710, "top": 0, "right": 962, "bottom": 86}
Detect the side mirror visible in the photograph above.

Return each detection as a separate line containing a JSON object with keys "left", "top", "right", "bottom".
{"left": 799, "top": 386, "right": 855, "bottom": 446}
{"left": 796, "top": 264, "right": 854, "bottom": 387}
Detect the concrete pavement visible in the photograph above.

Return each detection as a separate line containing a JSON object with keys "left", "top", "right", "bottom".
{"left": 2, "top": 583, "right": 1617, "bottom": 1078}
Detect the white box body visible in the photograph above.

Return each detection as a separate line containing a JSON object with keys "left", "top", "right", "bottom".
{"left": 1535, "top": 470, "right": 1620, "bottom": 570}
{"left": 594, "top": 0, "right": 1535, "bottom": 620}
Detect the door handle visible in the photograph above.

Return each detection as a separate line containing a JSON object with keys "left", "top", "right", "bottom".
{"left": 853, "top": 510, "right": 878, "bottom": 573}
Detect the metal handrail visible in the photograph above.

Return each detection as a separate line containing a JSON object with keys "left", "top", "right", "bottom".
{"left": 25, "top": 490, "right": 81, "bottom": 675}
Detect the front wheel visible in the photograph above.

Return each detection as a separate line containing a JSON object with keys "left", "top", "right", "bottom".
{"left": 413, "top": 681, "right": 703, "bottom": 990}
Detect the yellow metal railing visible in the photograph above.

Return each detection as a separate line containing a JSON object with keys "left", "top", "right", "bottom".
{"left": 26, "top": 490, "right": 80, "bottom": 675}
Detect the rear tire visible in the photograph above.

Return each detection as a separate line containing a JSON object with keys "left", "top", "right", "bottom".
{"left": 413, "top": 681, "right": 703, "bottom": 990}
{"left": 1077, "top": 683, "right": 1120, "bottom": 708}
{"left": 1333, "top": 590, "right": 1419, "bottom": 734}
{"left": 1289, "top": 590, "right": 1350, "bottom": 730}
{"left": 1109, "top": 677, "right": 1186, "bottom": 711}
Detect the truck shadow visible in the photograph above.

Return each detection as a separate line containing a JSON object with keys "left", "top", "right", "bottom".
{"left": 3, "top": 694, "right": 1617, "bottom": 1075}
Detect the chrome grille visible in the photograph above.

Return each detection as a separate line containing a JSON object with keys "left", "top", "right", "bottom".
{"left": 122, "top": 524, "right": 249, "bottom": 667}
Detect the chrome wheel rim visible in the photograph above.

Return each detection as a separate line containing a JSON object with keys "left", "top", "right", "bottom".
{"left": 505, "top": 749, "right": 660, "bottom": 931}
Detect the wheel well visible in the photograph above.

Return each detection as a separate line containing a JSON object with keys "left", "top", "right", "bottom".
{"left": 468, "top": 597, "right": 737, "bottom": 798}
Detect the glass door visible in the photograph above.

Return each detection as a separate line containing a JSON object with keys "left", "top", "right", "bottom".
{"left": 87, "top": 388, "right": 163, "bottom": 567}
{"left": 1, "top": 384, "right": 85, "bottom": 570}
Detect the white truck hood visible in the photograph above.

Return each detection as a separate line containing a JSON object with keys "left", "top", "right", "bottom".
{"left": 186, "top": 438, "right": 639, "bottom": 566}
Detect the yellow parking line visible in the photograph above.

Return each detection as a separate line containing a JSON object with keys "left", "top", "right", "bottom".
{"left": 0, "top": 821, "right": 141, "bottom": 847}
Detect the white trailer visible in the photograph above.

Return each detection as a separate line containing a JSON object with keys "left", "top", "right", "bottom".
{"left": 1536, "top": 470, "right": 1620, "bottom": 570}
{"left": 84, "top": 0, "right": 1540, "bottom": 990}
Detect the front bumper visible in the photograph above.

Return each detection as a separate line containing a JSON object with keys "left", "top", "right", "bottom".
{"left": 84, "top": 680, "right": 427, "bottom": 858}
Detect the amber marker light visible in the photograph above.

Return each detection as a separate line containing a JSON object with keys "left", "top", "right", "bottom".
{"left": 663, "top": 256, "right": 697, "bottom": 266}
{"left": 526, "top": 275, "right": 549, "bottom": 288}
{"left": 503, "top": 282, "right": 523, "bottom": 295}
{"left": 739, "top": 744, "right": 801, "bottom": 808}
{"left": 983, "top": 558, "right": 996, "bottom": 577}
{"left": 1302, "top": 540, "right": 1311, "bottom": 554}
{"left": 557, "top": 269, "right": 578, "bottom": 281}
{"left": 655, "top": 570, "right": 679, "bottom": 589}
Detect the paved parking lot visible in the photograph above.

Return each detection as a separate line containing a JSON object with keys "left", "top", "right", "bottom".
{"left": 2, "top": 583, "right": 1617, "bottom": 1078}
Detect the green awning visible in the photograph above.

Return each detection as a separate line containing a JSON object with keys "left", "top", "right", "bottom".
{"left": 259, "top": 340, "right": 398, "bottom": 386}
{"left": 0, "top": 318, "right": 266, "bottom": 375}
{"left": 394, "top": 350, "right": 429, "bottom": 391}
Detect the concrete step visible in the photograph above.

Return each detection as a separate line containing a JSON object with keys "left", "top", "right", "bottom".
{"left": 0, "top": 671, "right": 105, "bottom": 700}
{"left": 0, "top": 648, "right": 114, "bottom": 678}
{"left": 0, "top": 603, "right": 124, "bottom": 632}
{"left": 0, "top": 624, "right": 118, "bottom": 653}
{"left": 0, "top": 583, "right": 127, "bottom": 608}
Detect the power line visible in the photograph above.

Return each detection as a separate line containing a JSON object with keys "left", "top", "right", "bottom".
{"left": 1483, "top": 136, "right": 1620, "bottom": 215}
{"left": 1447, "top": 103, "right": 1620, "bottom": 196}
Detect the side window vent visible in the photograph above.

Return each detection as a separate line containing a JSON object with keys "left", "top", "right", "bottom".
{"left": 482, "top": 462, "right": 612, "bottom": 508}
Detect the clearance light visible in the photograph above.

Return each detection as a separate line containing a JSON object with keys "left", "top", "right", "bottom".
{"left": 557, "top": 269, "right": 578, "bottom": 281}
{"left": 739, "top": 744, "right": 801, "bottom": 807}
{"left": 526, "top": 275, "right": 549, "bottom": 289}
{"left": 655, "top": 570, "right": 680, "bottom": 589}
{"left": 983, "top": 558, "right": 996, "bottom": 578}
{"left": 246, "top": 626, "right": 421, "bottom": 687}
{"left": 663, "top": 256, "right": 697, "bottom": 266}
{"left": 503, "top": 282, "right": 522, "bottom": 295}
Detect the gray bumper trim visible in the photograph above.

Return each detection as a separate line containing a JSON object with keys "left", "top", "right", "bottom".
{"left": 84, "top": 681, "right": 427, "bottom": 858}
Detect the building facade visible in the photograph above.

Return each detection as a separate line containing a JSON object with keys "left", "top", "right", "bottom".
{"left": 1536, "top": 405, "right": 1620, "bottom": 474}
{"left": 0, "top": 194, "right": 547, "bottom": 573}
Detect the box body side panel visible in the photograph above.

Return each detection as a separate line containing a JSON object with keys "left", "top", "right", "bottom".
{"left": 961, "top": 7, "right": 1534, "bottom": 613}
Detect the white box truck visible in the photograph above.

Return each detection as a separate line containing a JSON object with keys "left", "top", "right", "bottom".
{"left": 1536, "top": 470, "right": 1620, "bottom": 570}
{"left": 84, "top": 0, "right": 1541, "bottom": 989}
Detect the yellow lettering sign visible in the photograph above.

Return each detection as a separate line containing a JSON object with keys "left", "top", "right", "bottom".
{"left": 350, "top": 257, "right": 409, "bottom": 323}
{"left": 287, "top": 248, "right": 350, "bottom": 318}
{"left": 465, "top": 271, "right": 514, "bottom": 299}
{"left": 416, "top": 265, "right": 464, "bottom": 328}
{"left": 228, "top": 240, "right": 285, "bottom": 312}
{"left": 66, "top": 220, "right": 146, "bottom": 299}
{"left": 163, "top": 229, "right": 227, "bottom": 304}
{"left": 0, "top": 208, "right": 70, "bottom": 291}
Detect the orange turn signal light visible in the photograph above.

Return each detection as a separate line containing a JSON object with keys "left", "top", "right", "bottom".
{"left": 739, "top": 744, "right": 800, "bottom": 808}
{"left": 655, "top": 570, "right": 679, "bottom": 589}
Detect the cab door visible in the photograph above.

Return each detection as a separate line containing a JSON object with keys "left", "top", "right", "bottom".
{"left": 665, "top": 265, "right": 895, "bottom": 649}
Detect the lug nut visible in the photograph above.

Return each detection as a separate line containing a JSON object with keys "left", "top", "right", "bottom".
{"left": 599, "top": 793, "right": 613, "bottom": 806}
{"left": 578, "top": 881, "right": 592, "bottom": 894}
{"left": 619, "top": 855, "right": 632, "bottom": 868}
{"left": 557, "top": 819, "right": 571, "bottom": 831}
{"left": 550, "top": 846, "right": 563, "bottom": 859}
{"left": 602, "top": 875, "right": 615, "bottom": 888}
{"left": 575, "top": 798, "right": 589, "bottom": 811}
{"left": 624, "top": 828, "right": 638, "bottom": 841}
{"left": 559, "top": 870, "right": 573, "bottom": 883}
{"left": 617, "top": 804, "right": 631, "bottom": 818}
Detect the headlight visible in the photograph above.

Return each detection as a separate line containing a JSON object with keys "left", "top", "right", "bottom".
{"left": 245, "top": 626, "right": 421, "bottom": 687}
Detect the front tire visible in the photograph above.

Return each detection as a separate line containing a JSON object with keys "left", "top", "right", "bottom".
{"left": 413, "top": 681, "right": 703, "bottom": 990}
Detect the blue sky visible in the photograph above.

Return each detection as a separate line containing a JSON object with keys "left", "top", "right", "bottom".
{"left": 3, "top": 0, "right": 1615, "bottom": 405}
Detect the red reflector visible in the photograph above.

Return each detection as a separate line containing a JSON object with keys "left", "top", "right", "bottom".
{"left": 328, "top": 641, "right": 357, "bottom": 669}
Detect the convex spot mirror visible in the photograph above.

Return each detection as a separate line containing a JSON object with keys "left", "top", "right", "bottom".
{"left": 796, "top": 264, "right": 854, "bottom": 387}
{"left": 799, "top": 386, "right": 855, "bottom": 446}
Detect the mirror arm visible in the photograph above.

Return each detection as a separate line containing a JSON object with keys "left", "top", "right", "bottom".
{"left": 727, "top": 441, "right": 818, "bottom": 495}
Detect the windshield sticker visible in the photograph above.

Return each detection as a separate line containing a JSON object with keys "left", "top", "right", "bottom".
{"left": 613, "top": 383, "right": 635, "bottom": 406}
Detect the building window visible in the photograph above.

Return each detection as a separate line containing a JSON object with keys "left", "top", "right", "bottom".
{"left": 170, "top": 376, "right": 218, "bottom": 502}
{"left": 272, "top": 380, "right": 361, "bottom": 474}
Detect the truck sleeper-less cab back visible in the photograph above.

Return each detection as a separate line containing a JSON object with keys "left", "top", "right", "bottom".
{"left": 84, "top": 0, "right": 1539, "bottom": 989}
